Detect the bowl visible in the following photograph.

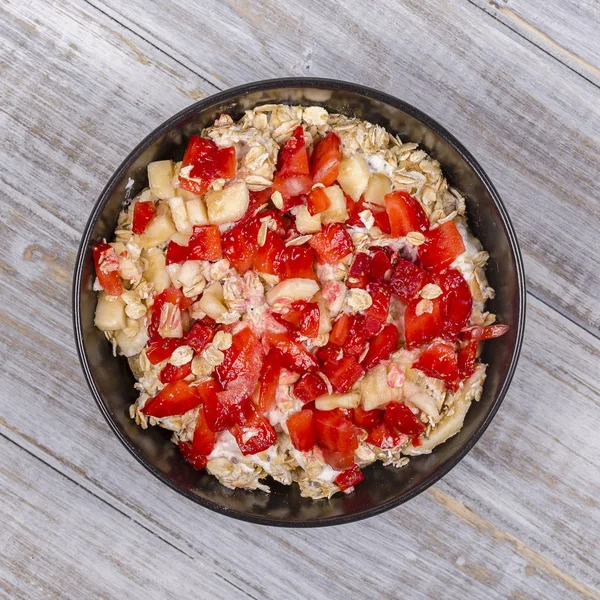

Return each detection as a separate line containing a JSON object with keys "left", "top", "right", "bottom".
{"left": 73, "top": 78, "right": 525, "bottom": 526}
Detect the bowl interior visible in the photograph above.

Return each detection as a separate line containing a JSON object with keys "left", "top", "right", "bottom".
{"left": 74, "top": 80, "right": 524, "bottom": 526}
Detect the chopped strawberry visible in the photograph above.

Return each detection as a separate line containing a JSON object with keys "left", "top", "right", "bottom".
{"left": 364, "top": 283, "right": 391, "bottom": 325}
{"left": 436, "top": 269, "right": 472, "bottom": 340}
{"left": 369, "top": 249, "right": 392, "bottom": 281}
{"left": 221, "top": 218, "right": 259, "bottom": 273}
{"left": 146, "top": 338, "right": 184, "bottom": 365}
{"left": 384, "top": 191, "right": 429, "bottom": 237}
{"left": 254, "top": 230, "right": 286, "bottom": 275}
{"left": 384, "top": 402, "right": 425, "bottom": 436}
{"left": 178, "top": 135, "right": 236, "bottom": 194}
{"left": 335, "top": 465, "right": 364, "bottom": 491}
{"left": 229, "top": 402, "right": 277, "bottom": 455}
{"left": 309, "top": 223, "right": 353, "bottom": 264}
{"left": 361, "top": 323, "right": 398, "bottom": 371}
{"left": 178, "top": 442, "right": 208, "bottom": 470}
{"left": 273, "top": 126, "right": 312, "bottom": 200}
{"left": 192, "top": 406, "right": 215, "bottom": 456}
{"left": 185, "top": 322, "right": 215, "bottom": 353}
{"left": 264, "top": 331, "right": 318, "bottom": 372}
{"left": 459, "top": 324, "right": 510, "bottom": 341}
{"left": 322, "top": 354, "right": 364, "bottom": 393}
{"left": 257, "top": 348, "right": 282, "bottom": 414}
{"left": 403, "top": 296, "right": 443, "bottom": 348}
{"left": 242, "top": 187, "right": 273, "bottom": 222}
{"left": 412, "top": 340, "right": 459, "bottom": 390}
{"left": 215, "top": 327, "right": 264, "bottom": 400}
{"left": 352, "top": 405, "right": 384, "bottom": 430}
{"left": 307, "top": 186, "right": 331, "bottom": 215}
{"left": 345, "top": 195, "right": 365, "bottom": 228}
{"left": 458, "top": 340, "right": 478, "bottom": 380}
{"left": 93, "top": 242, "right": 123, "bottom": 296}
{"left": 310, "top": 132, "right": 341, "bottom": 187}
{"left": 342, "top": 316, "right": 369, "bottom": 357}
{"left": 197, "top": 379, "right": 230, "bottom": 432}
{"left": 371, "top": 206, "right": 392, "bottom": 234}
{"left": 280, "top": 245, "right": 316, "bottom": 280}
{"left": 347, "top": 253, "right": 371, "bottom": 288}
{"left": 313, "top": 409, "right": 358, "bottom": 469}
{"left": 293, "top": 373, "right": 327, "bottom": 403}
{"left": 279, "top": 301, "right": 320, "bottom": 338}
{"left": 147, "top": 287, "right": 187, "bottom": 342}
{"left": 132, "top": 200, "right": 156, "bottom": 234}
{"left": 165, "top": 240, "right": 189, "bottom": 265}
{"left": 287, "top": 409, "right": 317, "bottom": 451}
{"left": 419, "top": 221, "right": 465, "bottom": 271}
{"left": 142, "top": 381, "right": 202, "bottom": 418}
{"left": 158, "top": 361, "right": 192, "bottom": 384}
{"left": 187, "top": 225, "right": 222, "bottom": 261}
{"left": 390, "top": 258, "right": 428, "bottom": 302}
{"left": 329, "top": 313, "right": 353, "bottom": 346}
{"left": 366, "top": 422, "right": 404, "bottom": 448}
{"left": 317, "top": 343, "right": 344, "bottom": 364}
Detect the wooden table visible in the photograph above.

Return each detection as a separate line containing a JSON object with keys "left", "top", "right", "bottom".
{"left": 2, "top": 1, "right": 599, "bottom": 598}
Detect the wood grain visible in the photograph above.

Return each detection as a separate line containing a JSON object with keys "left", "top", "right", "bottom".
{"left": 1, "top": 0, "right": 600, "bottom": 597}
{"left": 469, "top": 0, "right": 600, "bottom": 86}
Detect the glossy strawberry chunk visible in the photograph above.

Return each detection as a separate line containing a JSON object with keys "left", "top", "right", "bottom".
{"left": 322, "top": 355, "right": 364, "bottom": 393}
{"left": 146, "top": 338, "right": 184, "bottom": 365}
{"left": 178, "top": 442, "right": 208, "bottom": 470}
{"left": 309, "top": 223, "right": 353, "bottom": 264}
{"left": 293, "top": 373, "right": 327, "bottom": 403}
{"left": 147, "top": 287, "right": 186, "bottom": 342}
{"left": 369, "top": 249, "right": 392, "bottom": 282}
{"left": 371, "top": 207, "right": 392, "bottom": 234}
{"left": 364, "top": 283, "right": 391, "bottom": 325}
{"left": 342, "top": 316, "right": 369, "bottom": 357}
{"left": 230, "top": 402, "right": 277, "bottom": 455}
{"left": 242, "top": 187, "right": 273, "bottom": 222}
{"left": 437, "top": 269, "right": 472, "bottom": 340}
{"left": 412, "top": 341, "right": 459, "bottom": 390}
{"left": 185, "top": 322, "right": 215, "bottom": 353}
{"left": 310, "top": 132, "right": 341, "bottom": 187}
{"left": 361, "top": 323, "right": 398, "bottom": 371}
{"left": 254, "top": 230, "right": 286, "bottom": 275}
{"left": 198, "top": 379, "right": 230, "bottom": 432}
{"left": 257, "top": 348, "right": 282, "bottom": 414}
{"left": 403, "top": 296, "right": 443, "bottom": 349}
{"left": 419, "top": 221, "right": 466, "bottom": 271}
{"left": 347, "top": 252, "right": 371, "bottom": 288}
{"left": 265, "top": 331, "right": 318, "bottom": 372}
{"left": 384, "top": 191, "right": 429, "bottom": 237}
{"left": 179, "top": 135, "right": 236, "bottom": 194}
{"left": 366, "top": 422, "right": 404, "bottom": 449}
{"left": 352, "top": 405, "right": 384, "bottom": 430}
{"left": 215, "top": 327, "right": 264, "bottom": 402}
{"left": 132, "top": 200, "right": 156, "bottom": 234}
{"left": 280, "top": 245, "right": 316, "bottom": 280}
{"left": 192, "top": 406, "right": 215, "bottom": 456}
{"left": 93, "top": 242, "right": 123, "bottom": 296}
{"left": 335, "top": 465, "right": 364, "bottom": 491}
{"left": 165, "top": 240, "right": 189, "bottom": 265}
{"left": 287, "top": 409, "right": 317, "bottom": 451}
{"left": 273, "top": 126, "right": 312, "bottom": 200}
{"left": 142, "top": 381, "right": 202, "bottom": 418}
{"left": 187, "top": 225, "right": 222, "bottom": 261}
{"left": 457, "top": 340, "right": 478, "bottom": 380}
{"left": 384, "top": 402, "right": 425, "bottom": 436}
{"left": 390, "top": 258, "right": 428, "bottom": 302}
{"left": 459, "top": 324, "right": 510, "bottom": 341}
{"left": 313, "top": 409, "right": 358, "bottom": 469}
{"left": 158, "top": 361, "right": 192, "bottom": 384}
{"left": 307, "top": 186, "right": 331, "bottom": 215}
{"left": 279, "top": 301, "right": 320, "bottom": 338}
{"left": 329, "top": 313, "right": 353, "bottom": 346}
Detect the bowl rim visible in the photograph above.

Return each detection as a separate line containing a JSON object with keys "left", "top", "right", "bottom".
{"left": 73, "top": 77, "right": 526, "bottom": 527}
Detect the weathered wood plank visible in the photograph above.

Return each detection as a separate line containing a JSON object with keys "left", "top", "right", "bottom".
{"left": 5, "top": 0, "right": 600, "bottom": 334}
{"left": 469, "top": 0, "right": 600, "bottom": 86}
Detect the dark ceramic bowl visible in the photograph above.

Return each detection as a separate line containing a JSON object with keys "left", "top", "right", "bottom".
{"left": 73, "top": 78, "right": 525, "bottom": 526}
